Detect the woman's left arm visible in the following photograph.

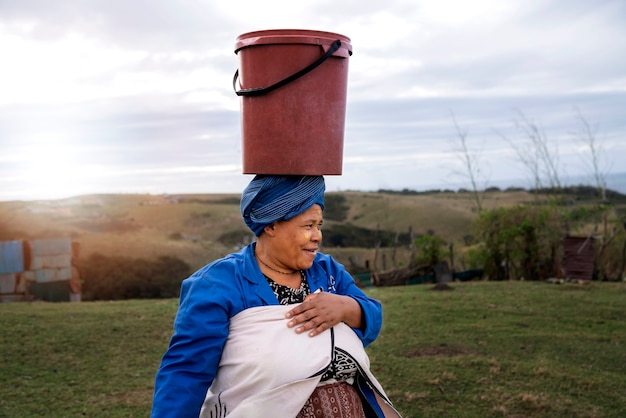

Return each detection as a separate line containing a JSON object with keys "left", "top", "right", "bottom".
{"left": 285, "top": 259, "right": 382, "bottom": 346}
{"left": 331, "top": 268, "right": 383, "bottom": 346}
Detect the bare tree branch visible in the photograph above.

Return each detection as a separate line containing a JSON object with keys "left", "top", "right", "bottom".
{"left": 449, "top": 111, "right": 484, "bottom": 213}
{"left": 498, "top": 109, "right": 563, "bottom": 194}
{"left": 572, "top": 107, "right": 612, "bottom": 201}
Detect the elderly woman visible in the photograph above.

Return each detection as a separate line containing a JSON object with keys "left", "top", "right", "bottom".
{"left": 152, "top": 175, "right": 400, "bottom": 418}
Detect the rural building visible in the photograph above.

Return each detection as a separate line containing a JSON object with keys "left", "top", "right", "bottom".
{"left": 0, "top": 238, "right": 81, "bottom": 302}
{"left": 561, "top": 236, "right": 596, "bottom": 282}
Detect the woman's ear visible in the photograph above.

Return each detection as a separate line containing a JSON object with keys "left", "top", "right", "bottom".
{"left": 263, "top": 223, "right": 277, "bottom": 236}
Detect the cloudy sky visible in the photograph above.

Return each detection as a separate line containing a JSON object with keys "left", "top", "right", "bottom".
{"left": 1, "top": 0, "right": 625, "bottom": 201}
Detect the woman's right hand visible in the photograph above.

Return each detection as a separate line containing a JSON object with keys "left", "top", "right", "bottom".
{"left": 285, "top": 292, "right": 364, "bottom": 337}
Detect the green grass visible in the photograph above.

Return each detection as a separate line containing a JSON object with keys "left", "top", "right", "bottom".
{"left": 369, "top": 282, "right": 626, "bottom": 417}
{"left": 0, "top": 299, "right": 177, "bottom": 417}
{"left": 1, "top": 282, "right": 625, "bottom": 417}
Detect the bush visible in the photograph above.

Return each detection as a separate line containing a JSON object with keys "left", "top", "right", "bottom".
{"left": 323, "top": 224, "right": 411, "bottom": 248}
{"left": 472, "top": 206, "right": 564, "bottom": 280}
{"left": 413, "top": 235, "right": 447, "bottom": 266}
{"left": 218, "top": 229, "right": 254, "bottom": 248}
{"left": 324, "top": 194, "right": 350, "bottom": 222}
{"left": 81, "top": 254, "right": 191, "bottom": 300}
{"left": 465, "top": 243, "right": 489, "bottom": 270}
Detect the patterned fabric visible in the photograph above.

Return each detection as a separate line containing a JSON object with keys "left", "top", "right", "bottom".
{"left": 240, "top": 175, "right": 326, "bottom": 236}
{"left": 266, "top": 272, "right": 310, "bottom": 304}
{"left": 297, "top": 382, "right": 366, "bottom": 418}
{"left": 320, "top": 350, "right": 359, "bottom": 383}
{"left": 267, "top": 274, "right": 361, "bottom": 398}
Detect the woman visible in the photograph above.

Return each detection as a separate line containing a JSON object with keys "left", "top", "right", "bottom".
{"left": 152, "top": 175, "right": 400, "bottom": 417}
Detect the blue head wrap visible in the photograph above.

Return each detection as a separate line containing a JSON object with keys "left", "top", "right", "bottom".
{"left": 240, "top": 175, "right": 325, "bottom": 236}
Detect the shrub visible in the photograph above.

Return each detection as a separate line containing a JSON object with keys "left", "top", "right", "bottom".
{"left": 472, "top": 206, "right": 563, "bottom": 280}
{"left": 413, "top": 235, "right": 447, "bottom": 266}
{"left": 323, "top": 224, "right": 411, "bottom": 248}
{"left": 465, "top": 243, "right": 489, "bottom": 270}
{"left": 324, "top": 194, "right": 350, "bottom": 222}
{"left": 217, "top": 230, "right": 254, "bottom": 248}
{"left": 81, "top": 254, "right": 191, "bottom": 300}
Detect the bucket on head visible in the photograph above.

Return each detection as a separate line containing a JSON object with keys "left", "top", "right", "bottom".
{"left": 234, "top": 29, "right": 352, "bottom": 175}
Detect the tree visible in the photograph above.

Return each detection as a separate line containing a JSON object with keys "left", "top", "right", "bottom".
{"left": 414, "top": 234, "right": 447, "bottom": 267}
{"left": 449, "top": 112, "right": 486, "bottom": 213}
{"left": 471, "top": 206, "right": 564, "bottom": 280}
{"left": 573, "top": 108, "right": 612, "bottom": 201}
{"left": 570, "top": 109, "right": 621, "bottom": 280}
{"left": 500, "top": 109, "right": 562, "bottom": 194}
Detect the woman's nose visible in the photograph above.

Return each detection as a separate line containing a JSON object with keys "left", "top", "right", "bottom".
{"left": 311, "top": 227, "right": 322, "bottom": 242}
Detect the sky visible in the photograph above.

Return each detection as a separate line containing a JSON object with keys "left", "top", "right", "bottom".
{"left": 1, "top": 0, "right": 625, "bottom": 201}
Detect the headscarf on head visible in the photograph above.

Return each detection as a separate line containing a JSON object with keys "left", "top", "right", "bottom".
{"left": 240, "top": 175, "right": 325, "bottom": 236}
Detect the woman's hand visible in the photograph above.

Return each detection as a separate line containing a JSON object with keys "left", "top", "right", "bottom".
{"left": 285, "top": 292, "right": 364, "bottom": 337}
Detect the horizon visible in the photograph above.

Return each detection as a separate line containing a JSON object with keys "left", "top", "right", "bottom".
{"left": 5, "top": 171, "right": 626, "bottom": 203}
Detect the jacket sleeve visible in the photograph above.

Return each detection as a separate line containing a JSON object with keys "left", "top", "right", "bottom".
{"left": 151, "top": 267, "right": 234, "bottom": 418}
{"left": 324, "top": 257, "right": 383, "bottom": 347}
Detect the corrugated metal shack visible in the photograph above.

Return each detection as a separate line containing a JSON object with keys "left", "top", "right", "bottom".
{"left": 0, "top": 238, "right": 81, "bottom": 303}
{"left": 0, "top": 241, "right": 27, "bottom": 302}
{"left": 562, "top": 236, "right": 596, "bottom": 282}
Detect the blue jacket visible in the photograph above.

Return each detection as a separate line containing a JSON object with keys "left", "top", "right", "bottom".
{"left": 152, "top": 244, "right": 383, "bottom": 418}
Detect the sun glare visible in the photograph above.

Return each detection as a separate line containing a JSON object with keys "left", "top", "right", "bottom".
{"left": 16, "top": 135, "right": 88, "bottom": 200}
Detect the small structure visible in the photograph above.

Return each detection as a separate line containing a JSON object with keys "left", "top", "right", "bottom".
{"left": 562, "top": 236, "right": 596, "bottom": 282}
{"left": 0, "top": 238, "right": 81, "bottom": 302}
{"left": 0, "top": 240, "right": 28, "bottom": 302}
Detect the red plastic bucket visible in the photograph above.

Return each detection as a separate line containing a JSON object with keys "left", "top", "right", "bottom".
{"left": 234, "top": 29, "right": 352, "bottom": 175}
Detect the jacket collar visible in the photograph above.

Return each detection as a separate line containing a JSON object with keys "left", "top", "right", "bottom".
{"left": 241, "top": 243, "right": 277, "bottom": 305}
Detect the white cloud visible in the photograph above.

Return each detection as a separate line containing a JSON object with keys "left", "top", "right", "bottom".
{"left": 0, "top": 0, "right": 625, "bottom": 201}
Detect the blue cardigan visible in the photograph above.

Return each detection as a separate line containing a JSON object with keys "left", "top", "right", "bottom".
{"left": 152, "top": 244, "right": 383, "bottom": 418}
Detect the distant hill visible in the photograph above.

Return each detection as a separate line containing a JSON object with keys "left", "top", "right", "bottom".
{"left": 0, "top": 190, "right": 543, "bottom": 272}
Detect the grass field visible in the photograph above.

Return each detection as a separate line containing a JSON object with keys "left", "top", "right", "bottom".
{"left": 1, "top": 281, "right": 624, "bottom": 417}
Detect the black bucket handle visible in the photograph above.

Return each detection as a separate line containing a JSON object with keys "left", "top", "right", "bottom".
{"left": 233, "top": 39, "right": 342, "bottom": 97}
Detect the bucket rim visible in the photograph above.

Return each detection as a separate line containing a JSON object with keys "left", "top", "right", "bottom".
{"left": 235, "top": 29, "right": 352, "bottom": 54}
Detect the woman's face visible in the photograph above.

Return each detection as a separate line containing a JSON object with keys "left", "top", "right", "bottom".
{"left": 271, "top": 204, "right": 323, "bottom": 271}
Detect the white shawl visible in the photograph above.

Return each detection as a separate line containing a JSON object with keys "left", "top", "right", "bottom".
{"left": 199, "top": 305, "right": 399, "bottom": 418}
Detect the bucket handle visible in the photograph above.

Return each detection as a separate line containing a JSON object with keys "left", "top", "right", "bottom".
{"left": 233, "top": 39, "right": 342, "bottom": 97}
